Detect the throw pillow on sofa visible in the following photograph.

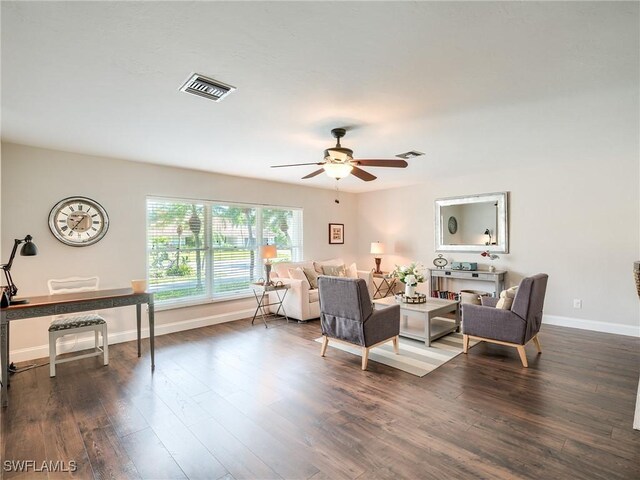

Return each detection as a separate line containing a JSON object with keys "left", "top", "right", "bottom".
{"left": 302, "top": 266, "right": 319, "bottom": 288}
{"left": 346, "top": 262, "right": 358, "bottom": 278}
{"left": 322, "top": 264, "right": 347, "bottom": 277}
{"left": 313, "top": 258, "right": 343, "bottom": 275}
{"left": 288, "top": 267, "right": 311, "bottom": 289}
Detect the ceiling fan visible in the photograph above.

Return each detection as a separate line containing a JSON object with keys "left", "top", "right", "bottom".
{"left": 271, "top": 128, "right": 408, "bottom": 182}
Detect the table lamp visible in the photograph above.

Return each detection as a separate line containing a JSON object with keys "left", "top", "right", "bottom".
{"left": 260, "top": 244, "right": 277, "bottom": 285}
{"left": 1, "top": 235, "right": 38, "bottom": 305}
{"left": 370, "top": 242, "right": 385, "bottom": 274}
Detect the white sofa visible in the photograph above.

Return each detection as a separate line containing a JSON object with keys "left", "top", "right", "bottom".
{"left": 269, "top": 258, "right": 374, "bottom": 322}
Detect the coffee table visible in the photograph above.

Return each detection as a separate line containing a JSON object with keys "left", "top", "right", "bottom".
{"left": 373, "top": 296, "right": 460, "bottom": 346}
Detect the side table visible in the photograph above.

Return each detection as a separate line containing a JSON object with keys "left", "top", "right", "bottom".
{"left": 372, "top": 272, "right": 397, "bottom": 299}
{"left": 251, "top": 283, "right": 290, "bottom": 328}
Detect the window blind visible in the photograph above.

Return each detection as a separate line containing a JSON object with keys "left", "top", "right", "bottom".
{"left": 147, "top": 197, "right": 303, "bottom": 307}
{"left": 147, "top": 199, "right": 207, "bottom": 305}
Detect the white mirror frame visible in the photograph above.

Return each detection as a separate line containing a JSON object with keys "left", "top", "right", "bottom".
{"left": 435, "top": 192, "right": 509, "bottom": 253}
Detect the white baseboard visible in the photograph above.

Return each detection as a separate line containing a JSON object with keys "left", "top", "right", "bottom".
{"left": 543, "top": 314, "right": 639, "bottom": 338}
{"left": 9, "top": 308, "right": 255, "bottom": 363}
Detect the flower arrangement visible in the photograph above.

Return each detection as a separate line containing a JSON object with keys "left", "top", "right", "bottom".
{"left": 391, "top": 262, "right": 426, "bottom": 286}
{"left": 480, "top": 250, "right": 499, "bottom": 261}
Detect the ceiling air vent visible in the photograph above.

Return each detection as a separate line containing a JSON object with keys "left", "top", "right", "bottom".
{"left": 180, "top": 73, "right": 236, "bottom": 102}
{"left": 396, "top": 150, "right": 425, "bottom": 160}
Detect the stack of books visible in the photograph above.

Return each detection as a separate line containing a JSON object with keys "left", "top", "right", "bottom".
{"left": 431, "top": 290, "right": 460, "bottom": 301}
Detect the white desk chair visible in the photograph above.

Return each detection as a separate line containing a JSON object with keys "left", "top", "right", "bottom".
{"left": 48, "top": 276, "right": 108, "bottom": 377}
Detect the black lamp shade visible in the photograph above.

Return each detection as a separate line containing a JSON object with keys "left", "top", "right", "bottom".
{"left": 20, "top": 238, "right": 38, "bottom": 256}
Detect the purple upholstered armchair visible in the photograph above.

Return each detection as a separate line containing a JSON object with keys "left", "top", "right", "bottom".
{"left": 462, "top": 274, "right": 549, "bottom": 367}
{"left": 318, "top": 276, "right": 400, "bottom": 370}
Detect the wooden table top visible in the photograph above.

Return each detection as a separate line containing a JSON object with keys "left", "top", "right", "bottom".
{"left": 3, "top": 288, "right": 150, "bottom": 310}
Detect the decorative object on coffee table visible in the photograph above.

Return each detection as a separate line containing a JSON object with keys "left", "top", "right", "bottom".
{"left": 370, "top": 242, "right": 385, "bottom": 273}
{"left": 328, "top": 223, "right": 344, "bottom": 244}
{"left": 391, "top": 262, "right": 426, "bottom": 299}
{"left": 395, "top": 292, "right": 427, "bottom": 304}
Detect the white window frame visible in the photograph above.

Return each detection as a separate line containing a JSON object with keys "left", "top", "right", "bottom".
{"left": 146, "top": 196, "right": 303, "bottom": 309}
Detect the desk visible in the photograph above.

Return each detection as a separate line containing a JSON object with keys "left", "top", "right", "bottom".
{"left": 1, "top": 288, "right": 154, "bottom": 407}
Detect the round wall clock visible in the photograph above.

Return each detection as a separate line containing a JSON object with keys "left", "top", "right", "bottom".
{"left": 448, "top": 216, "right": 458, "bottom": 234}
{"left": 48, "top": 196, "right": 109, "bottom": 247}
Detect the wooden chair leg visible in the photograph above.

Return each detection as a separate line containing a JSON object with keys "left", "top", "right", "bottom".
{"left": 361, "top": 347, "right": 369, "bottom": 370}
{"left": 516, "top": 346, "right": 528, "bottom": 367}
{"left": 392, "top": 335, "right": 399, "bottom": 354}
{"left": 320, "top": 335, "right": 329, "bottom": 357}
{"left": 463, "top": 334, "right": 469, "bottom": 354}
{"left": 532, "top": 335, "right": 542, "bottom": 354}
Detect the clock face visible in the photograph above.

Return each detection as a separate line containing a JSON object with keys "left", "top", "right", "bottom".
{"left": 447, "top": 216, "right": 458, "bottom": 234}
{"left": 48, "top": 197, "right": 109, "bottom": 247}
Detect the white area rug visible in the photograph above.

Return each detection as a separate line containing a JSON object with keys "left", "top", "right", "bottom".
{"left": 314, "top": 333, "right": 478, "bottom": 377}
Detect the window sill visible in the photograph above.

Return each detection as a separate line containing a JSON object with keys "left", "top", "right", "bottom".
{"left": 153, "top": 292, "right": 254, "bottom": 312}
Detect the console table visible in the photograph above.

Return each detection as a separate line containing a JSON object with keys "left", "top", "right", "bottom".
{"left": 1, "top": 288, "right": 155, "bottom": 407}
{"left": 429, "top": 268, "right": 506, "bottom": 297}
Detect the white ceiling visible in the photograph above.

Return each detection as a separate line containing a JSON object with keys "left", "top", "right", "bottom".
{"left": 1, "top": 1, "right": 637, "bottom": 192}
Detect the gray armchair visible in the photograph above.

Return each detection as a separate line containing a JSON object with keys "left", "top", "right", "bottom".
{"left": 462, "top": 274, "right": 548, "bottom": 367}
{"left": 318, "top": 276, "right": 400, "bottom": 370}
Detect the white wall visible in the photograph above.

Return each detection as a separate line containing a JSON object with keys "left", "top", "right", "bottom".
{"left": 356, "top": 88, "right": 640, "bottom": 336}
{"left": 1, "top": 142, "right": 358, "bottom": 358}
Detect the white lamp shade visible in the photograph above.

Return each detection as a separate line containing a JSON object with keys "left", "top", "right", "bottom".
{"left": 370, "top": 242, "right": 385, "bottom": 255}
{"left": 261, "top": 245, "right": 277, "bottom": 260}
{"left": 323, "top": 162, "right": 353, "bottom": 179}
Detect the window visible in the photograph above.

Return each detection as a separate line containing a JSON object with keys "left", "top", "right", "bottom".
{"left": 147, "top": 197, "right": 303, "bottom": 307}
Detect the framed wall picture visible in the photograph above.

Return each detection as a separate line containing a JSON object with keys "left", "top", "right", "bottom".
{"left": 328, "top": 223, "right": 344, "bottom": 244}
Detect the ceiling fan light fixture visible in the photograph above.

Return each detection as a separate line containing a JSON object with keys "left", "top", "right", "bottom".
{"left": 324, "top": 147, "right": 353, "bottom": 163}
{"left": 323, "top": 162, "right": 353, "bottom": 179}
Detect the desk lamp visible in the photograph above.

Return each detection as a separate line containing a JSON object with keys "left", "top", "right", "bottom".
{"left": 260, "top": 244, "right": 277, "bottom": 285}
{"left": 370, "top": 242, "right": 385, "bottom": 274}
{"left": 1, "top": 235, "right": 38, "bottom": 305}
{"left": 484, "top": 229, "right": 492, "bottom": 246}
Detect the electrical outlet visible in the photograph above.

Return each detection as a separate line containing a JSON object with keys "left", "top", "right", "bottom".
{"left": 573, "top": 299, "right": 582, "bottom": 309}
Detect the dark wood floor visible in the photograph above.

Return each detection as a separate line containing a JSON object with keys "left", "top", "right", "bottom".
{"left": 1, "top": 318, "right": 639, "bottom": 480}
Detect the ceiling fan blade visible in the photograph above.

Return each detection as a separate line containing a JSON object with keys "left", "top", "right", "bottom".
{"left": 350, "top": 166, "right": 377, "bottom": 182}
{"left": 354, "top": 159, "right": 408, "bottom": 168}
{"left": 302, "top": 168, "right": 325, "bottom": 179}
{"left": 271, "top": 162, "right": 323, "bottom": 168}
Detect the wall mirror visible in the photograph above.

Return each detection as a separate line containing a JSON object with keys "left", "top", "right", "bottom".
{"left": 435, "top": 192, "right": 509, "bottom": 253}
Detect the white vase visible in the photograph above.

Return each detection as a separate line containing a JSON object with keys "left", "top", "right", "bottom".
{"left": 489, "top": 265, "right": 496, "bottom": 273}
{"left": 405, "top": 284, "right": 416, "bottom": 297}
